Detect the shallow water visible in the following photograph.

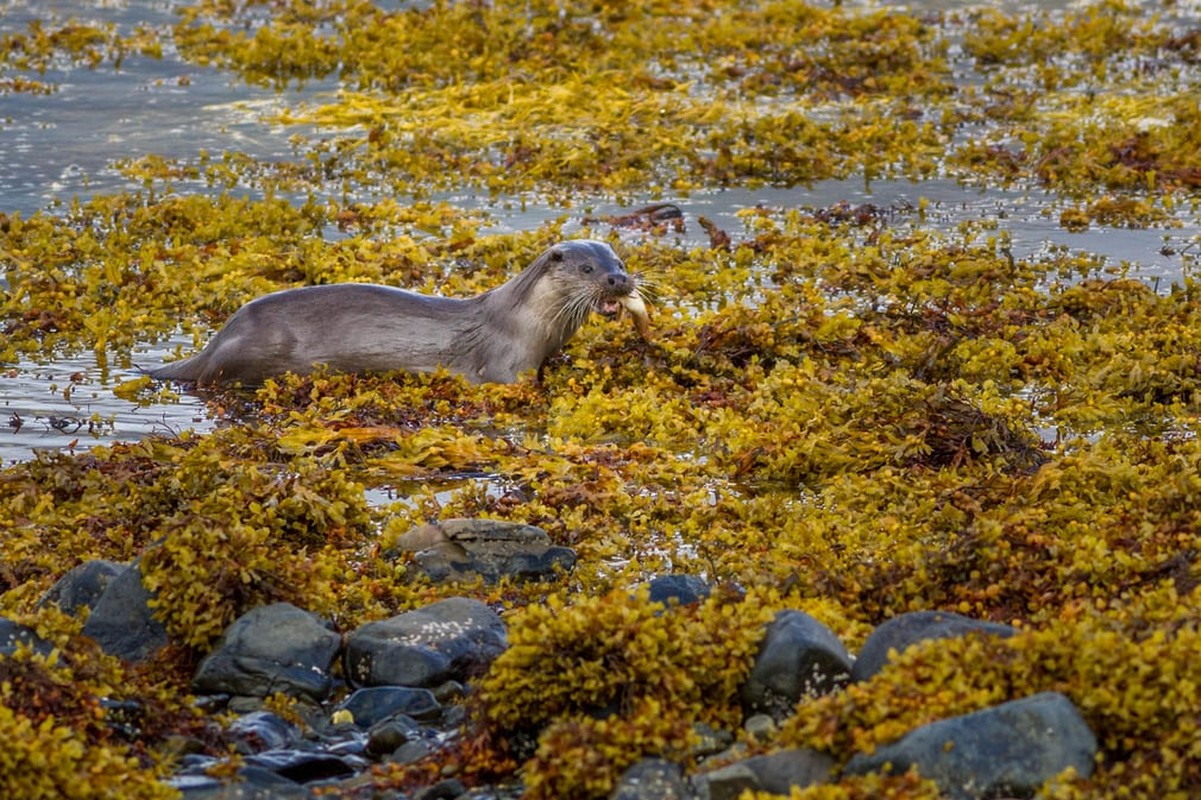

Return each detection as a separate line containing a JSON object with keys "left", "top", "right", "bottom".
{"left": 3, "top": 0, "right": 1200, "bottom": 465}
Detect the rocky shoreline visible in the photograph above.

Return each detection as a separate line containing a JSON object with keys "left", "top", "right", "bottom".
{"left": 4, "top": 519, "right": 1098, "bottom": 800}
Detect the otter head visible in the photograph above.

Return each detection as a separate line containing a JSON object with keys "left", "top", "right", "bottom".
{"left": 542, "top": 239, "right": 652, "bottom": 341}
{"left": 542, "top": 239, "right": 637, "bottom": 317}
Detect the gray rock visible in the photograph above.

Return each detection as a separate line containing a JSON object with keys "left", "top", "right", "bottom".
{"left": 174, "top": 770, "right": 307, "bottom": 800}
{"left": 646, "top": 574, "right": 711, "bottom": 608}
{"left": 192, "top": 602, "right": 342, "bottom": 701}
{"left": 844, "top": 691, "right": 1097, "bottom": 799}
{"left": 743, "top": 714, "right": 776, "bottom": 743}
{"left": 227, "top": 711, "right": 302, "bottom": 754}
{"left": 366, "top": 715, "right": 421, "bottom": 757}
{"left": 38, "top": 559, "right": 126, "bottom": 615}
{"left": 611, "top": 758, "right": 692, "bottom": 800}
{"left": 691, "top": 722, "right": 734, "bottom": 759}
{"left": 0, "top": 615, "right": 54, "bottom": 657}
{"left": 693, "top": 749, "right": 834, "bottom": 800}
{"left": 174, "top": 762, "right": 312, "bottom": 799}
{"left": 243, "top": 749, "right": 362, "bottom": 784}
{"left": 344, "top": 597, "right": 507, "bottom": 688}
{"left": 415, "top": 778, "right": 468, "bottom": 800}
{"left": 853, "top": 610, "right": 1018, "bottom": 682}
{"left": 387, "top": 738, "right": 434, "bottom": 765}
{"left": 338, "top": 686, "right": 441, "bottom": 727}
{"left": 740, "top": 610, "right": 852, "bottom": 719}
{"left": 81, "top": 560, "right": 168, "bottom": 662}
{"left": 389, "top": 518, "right": 576, "bottom": 584}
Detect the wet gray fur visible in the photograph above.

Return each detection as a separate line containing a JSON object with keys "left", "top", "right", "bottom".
{"left": 148, "top": 240, "right": 633, "bottom": 385}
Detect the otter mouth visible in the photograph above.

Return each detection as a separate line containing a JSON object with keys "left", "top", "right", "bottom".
{"left": 595, "top": 297, "right": 626, "bottom": 317}
{"left": 605, "top": 290, "right": 653, "bottom": 342}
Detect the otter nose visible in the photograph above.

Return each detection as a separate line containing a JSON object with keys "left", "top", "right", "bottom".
{"left": 605, "top": 272, "right": 632, "bottom": 293}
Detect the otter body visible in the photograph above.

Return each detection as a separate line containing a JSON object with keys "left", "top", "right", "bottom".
{"left": 149, "top": 240, "right": 646, "bottom": 385}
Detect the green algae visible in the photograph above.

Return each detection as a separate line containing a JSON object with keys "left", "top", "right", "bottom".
{"left": 5, "top": 0, "right": 1201, "bottom": 798}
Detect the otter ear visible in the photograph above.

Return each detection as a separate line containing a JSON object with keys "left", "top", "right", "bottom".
{"left": 549, "top": 249, "right": 564, "bottom": 262}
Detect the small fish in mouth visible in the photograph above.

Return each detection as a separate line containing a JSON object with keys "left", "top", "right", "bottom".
{"left": 617, "top": 291, "right": 652, "bottom": 341}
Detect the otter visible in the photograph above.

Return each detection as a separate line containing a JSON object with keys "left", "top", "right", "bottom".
{"left": 148, "top": 239, "right": 650, "bottom": 386}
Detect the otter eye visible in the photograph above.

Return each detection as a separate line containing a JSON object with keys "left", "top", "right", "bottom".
{"left": 581, "top": 264, "right": 593, "bottom": 274}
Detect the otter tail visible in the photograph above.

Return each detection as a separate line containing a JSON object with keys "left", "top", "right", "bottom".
{"left": 145, "top": 355, "right": 203, "bottom": 382}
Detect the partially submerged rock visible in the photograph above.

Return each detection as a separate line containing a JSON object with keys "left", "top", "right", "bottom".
{"left": 388, "top": 518, "right": 577, "bottom": 584}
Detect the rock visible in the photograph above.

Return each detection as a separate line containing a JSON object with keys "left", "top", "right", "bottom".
{"left": 227, "top": 711, "right": 302, "bottom": 754}
{"left": 693, "top": 749, "right": 834, "bottom": 800}
{"left": 740, "top": 610, "right": 852, "bottom": 720}
{"left": 743, "top": 714, "right": 776, "bottom": 743}
{"left": 192, "top": 602, "right": 342, "bottom": 702}
{"left": 173, "top": 769, "right": 307, "bottom": 800}
{"left": 0, "top": 615, "right": 54, "bottom": 657}
{"left": 344, "top": 597, "right": 507, "bottom": 688}
{"left": 389, "top": 518, "right": 577, "bottom": 584}
{"left": 691, "top": 722, "right": 735, "bottom": 759}
{"left": 243, "top": 749, "right": 363, "bottom": 783}
{"left": 844, "top": 691, "right": 1097, "bottom": 799}
{"left": 366, "top": 715, "right": 422, "bottom": 757}
{"left": 852, "top": 610, "right": 1018, "bottom": 682}
{"left": 81, "top": 561, "right": 168, "bottom": 662}
{"left": 338, "top": 686, "right": 441, "bottom": 727}
{"left": 38, "top": 559, "right": 126, "bottom": 615}
{"left": 646, "top": 574, "right": 710, "bottom": 608}
{"left": 611, "top": 758, "right": 692, "bottom": 800}
{"left": 171, "top": 749, "right": 319, "bottom": 799}
{"left": 415, "top": 778, "right": 468, "bottom": 800}
{"left": 387, "top": 738, "right": 434, "bottom": 765}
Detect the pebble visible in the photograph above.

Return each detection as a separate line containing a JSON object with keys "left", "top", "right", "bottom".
{"left": 78, "top": 575, "right": 1092, "bottom": 800}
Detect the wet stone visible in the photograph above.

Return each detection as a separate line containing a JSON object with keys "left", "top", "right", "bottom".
{"left": 227, "top": 711, "right": 302, "bottom": 754}
{"left": 366, "top": 715, "right": 421, "bottom": 758}
{"left": 192, "top": 602, "right": 343, "bottom": 702}
{"left": 339, "top": 685, "right": 441, "bottom": 727}
{"left": 610, "top": 758, "right": 692, "bottom": 800}
{"left": 693, "top": 749, "right": 834, "bottom": 800}
{"left": 173, "top": 763, "right": 308, "bottom": 800}
{"left": 243, "top": 749, "right": 363, "bottom": 784}
{"left": 852, "top": 610, "right": 1019, "bottom": 682}
{"left": 740, "top": 610, "right": 853, "bottom": 720}
{"left": 387, "top": 738, "right": 435, "bottom": 765}
{"left": 344, "top": 597, "right": 507, "bottom": 688}
{"left": 844, "top": 691, "right": 1098, "bottom": 799}
{"left": 415, "top": 778, "right": 468, "bottom": 800}
{"left": 0, "top": 615, "right": 54, "bottom": 657}
{"left": 387, "top": 518, "right": 577, "bottom": 584}
{"left": 646, "top": 574, "right": 711, "bottom": 608}
{"left": 80, "top": 560, "right": 168, "bottom": 662}
{"left": 38, "top": 559, "right": 126, "bottom": 615}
